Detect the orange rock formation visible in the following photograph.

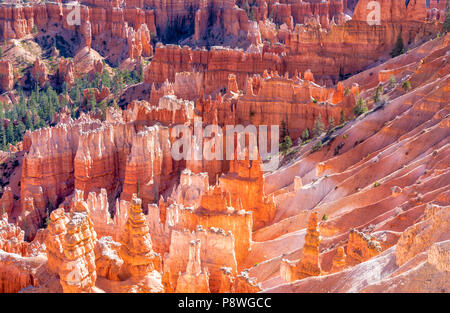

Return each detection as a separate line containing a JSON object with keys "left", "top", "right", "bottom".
{"left": 0, "top": 0, "right": 448, "bottom": 295}
{"left": 280, "top": 212, "right": 321, "bottom": 282}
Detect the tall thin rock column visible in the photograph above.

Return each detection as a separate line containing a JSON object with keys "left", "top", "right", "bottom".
{"left": 295, "top": 212, "right": 322, "bottom": 279}
{"left": 119, "top": 194, "right": 160, "bottom": 278}
{"left": 59, "top": 202, "right": 97, "bottom": 293}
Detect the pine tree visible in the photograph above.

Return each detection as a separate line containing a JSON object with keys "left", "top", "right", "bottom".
{"left": 327, "top": 116, "right": 335, "bottom": 133}
{"left": 389, "top": 76, "right": 396, "bottom": 88}
{"left": 301, "top": 128, "right": 310, "bottom": 141}
{"left": 14, "top": 121, "right": 26, "bottom": 142}
{"left": 280, "top": 136, "right": 292, "bottom": 155}
{"left": 139, "top": 64, "right": 144, "bottom": 83}
{"left": 99, "top": 100, "right": 107, "bottom": 119}
{"left": 244, "top": 0, "right": 250, "bottom": 16}
{"left": 402, "top": 80, "right": 411, "bottom": 92}
{"left": 89, "top": 90, "right": 97, "bottom": 111}
{"left": 313, "top": 113, "right": 324, "bottom": 137}
{"left": 280, "top": 120, "right": 289, "bottom": 139}
{"left": 136, "top": 179, "right": 140, "bottom": 198}
{"left": 123, "top": 69, "right": 132, "bottom": 85}
{"left": 25, "top": 113, "right": 33, "bottom": 131}
{"left": 6, "top": 122, "right": 14, "bottom": 145}
{"left": 0, "top": 123, "right": 6, "bottom": 151}
{"left": 373, "top": 83, "right": 384, "bottom": 103}
{"left": 249, "top": 7, "right": 256, "bottom": 21}
{"left": 102, "top": 70, "right": 111, "bottom": 88}
{"left": 391, "top": 33, "right": 405, "bottom": 58}
{"left": 93, "top": 72, "right": 101, "bottom": 89}
{"left": 353, "top": 98, "right": 368, "bottom": 117}
{"left": 444, "top": 5, "right": 450, "bottom": 33}
{"left": 340, "top": 109, "right": 346, "bottom": 124}
{"left": 112, "top": 98, "right": 119, "bottom": 110}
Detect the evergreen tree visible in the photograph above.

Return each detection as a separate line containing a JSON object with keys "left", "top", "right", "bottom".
{"left": 353, "top": 98, "right": 368, "bottom": 117}
{"left": 93, "top": 72, "right": 101, "bottom": 89}
{"left": 6, "top": 122, "right": 14, "bottom": 144}
{"left": 327, "top": 116, "right": 335, "bottom": 133}
{"left": 89, "top": 91, "right": 97, "bottom": 111}
{"left": 244, "top": 0, "right": 250, "bottom": 16}
{"left": 301, "top": 128, "right": 310, "bottom": 141}
{"left": 99, "top": 100, "right": 107, "bottom": 119}
{"left": 0, "top": 123, "right": 6, "bottom": 151}
{"left": 61, "top": 82, "right": 68, "bottom": 94}
{"left": 280, "top": 136, "right": 292, "bottom": 155}
{"left": 373, "top": 83, "right": 384, "bottom": 103}
{"left": 101, "top": 70, "right": 111, "bottom": 88}
{"left": 313, "top": 113, "right": 324, "bottom": 137}
{"left": 112, "top": 98, "right": 119, "bottom": 110}
{"left": 136, "top": 179, "right": 140, "bottom": 198}
{"left": 444, "top": 5, "right": 450, "bottom": 33}
{"left": 280, "top": 120, "right": 289, "bottom": 139}
{"left": 402, "top": 80, "right": 411, "bottom": 92}
{"left": 25, "top": 113, "right": 33, "bottom": 131}
{"left": 390, "top": 33, "right": 405, "bottom": 58}
{"left": 340, "top": 109, "right": 346, "bottom": 124}
{"left": 14, "top": 121, "right": 26, "bottom": 142}
{"left": 389, "top": 76, "right": 396, "bottom": 89}
{"left": 139, "top": 64, "right": 144, "bottom": 83}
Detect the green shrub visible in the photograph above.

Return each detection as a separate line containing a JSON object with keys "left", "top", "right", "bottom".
{"left": 311, "top": 140, "right": 322, "bottom": 153}
{"left": 353, "top": 98, "right": 368, "bottom": 117}
{"left": 444, "top": 8, "right": 450, "bottom": 33}
{"left": 280, "top": 135, "right": 293, "bottom": 155}
{"left": 390, "top": 33, "right": 405, "bottom": 58}
{"left": 373, "top": 83, "right": 384, "bottom": 103}
{"left": 389, "top": 75, "right": 396, "bottom": 88}
{"left": 313, "top": 113, "right": 324, "bottom": 137}
{"left": 301, "top": 128, "right": 310, "bottom": 141}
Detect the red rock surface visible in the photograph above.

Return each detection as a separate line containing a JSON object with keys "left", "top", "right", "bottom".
{"left": 58, "top": 201, "right": 98, "bottom": 293}
{"left": 0, "top": 0, "right": 448, "bottom": 294}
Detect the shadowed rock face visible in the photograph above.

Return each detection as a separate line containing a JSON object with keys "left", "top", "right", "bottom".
{"left": 0, "top": 0, "right": 448, "bottom": 293}
{"left": 0, "top": 60, "right": 14, "bottom": 92}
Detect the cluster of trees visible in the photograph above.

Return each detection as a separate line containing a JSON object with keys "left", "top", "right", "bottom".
{"left": 0, "top": 85, "right": 59, "bottom": 150}
{"left": 242, "top": 0, "right": 257, "bottom": 21}
{"left": 0, "top": 66, "right": 142, "bottom": 151}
